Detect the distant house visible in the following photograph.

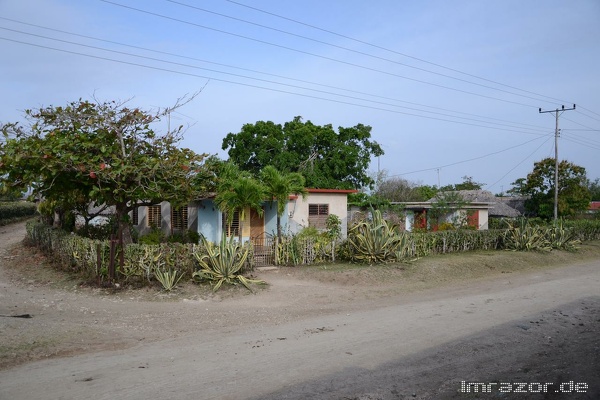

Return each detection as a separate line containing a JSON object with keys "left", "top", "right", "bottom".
{"left": 400, "top": 201, "right": 493, "bottom": 232}
{"left": 130, "top": 188, "right": 357, "bottom": 242}
{"left": 389, "top": 190, "right": 522, "bottom": 232}
{"left": 445, "top": 190, "right": 522, "bottom": 219}
{"left": 588, "top": 201, "right": 600, "bottom": 215}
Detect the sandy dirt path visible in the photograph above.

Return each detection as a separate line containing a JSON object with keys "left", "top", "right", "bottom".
{"left": 0, "top": 222, "right": 598, "bottom": 399}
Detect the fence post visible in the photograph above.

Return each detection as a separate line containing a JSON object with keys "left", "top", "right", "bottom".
{"left": 108, "top": 235, "right": 116, "bottom": 282}
{"left": 96, "top": 243, "right": 102, "bottom": 285}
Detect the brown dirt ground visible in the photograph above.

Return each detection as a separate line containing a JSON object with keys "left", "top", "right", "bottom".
{"left": 1, "top": 221, "right": 599, "bottom": 399}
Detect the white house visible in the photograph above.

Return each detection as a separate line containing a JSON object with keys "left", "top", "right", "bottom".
{"left": 130, "top": 188, "right": 357, "bottom": 242}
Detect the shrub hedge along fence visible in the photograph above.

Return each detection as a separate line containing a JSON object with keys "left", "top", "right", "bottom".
{"left": 22, "top": 214, "right": 600, "bottom": 286}
{"left": 0, "top": 201, "right": 37, "bottom": 225}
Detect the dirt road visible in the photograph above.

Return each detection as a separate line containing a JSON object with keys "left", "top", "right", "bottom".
{"left": 0, "top": 222, "right": 598, "bottom": 399}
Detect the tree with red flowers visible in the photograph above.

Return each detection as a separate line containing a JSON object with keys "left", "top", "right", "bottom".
{"left": 0, "top": 96, "right": 207, "bottom": 238}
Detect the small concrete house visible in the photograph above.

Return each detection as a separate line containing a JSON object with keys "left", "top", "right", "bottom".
{"left": 401, "top": 201, "right": 492, "bottom": 231}
{"left": 131, "top": 188, "right": 357, "bottom": 242}
{"left": 398, "top": 190, "right": 522, "bottom": 231}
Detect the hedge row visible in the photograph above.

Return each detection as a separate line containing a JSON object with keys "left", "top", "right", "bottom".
{"left": 24, "top": 218, "right": 600, "bottom": 282}
{"left": 26, "top": 221, "right": 202, "bottom": 285}
{"left": 399, "top": 229, "right": 503, "bottom": 259}
{"left": 0, "top": 201, "right": 37, "bottom": 224}
{"left": 562, "top": 219, "right": 600, "bottom": 241}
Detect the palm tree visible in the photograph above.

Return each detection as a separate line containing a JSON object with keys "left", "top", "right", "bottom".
{"left": 260, "top": 165, "right": 307, "bottom": 242}
{"left": 215, "top": 163, "right": 265, "bottom": 243}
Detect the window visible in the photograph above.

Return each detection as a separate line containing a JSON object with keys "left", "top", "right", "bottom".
{"left": 222, "top": 210, "right": 240, "bottom": 237}
{"left": 132, "top": 207, "right": 139, "bottom": 226}
{"left": 171, "top": 206, "right": 189, "bottom": 231}
{"left": 308, "top": 204, "right": 329, "bottom": 229}
{"left": 147, "top": 205, "right": 161, "bottom": 228}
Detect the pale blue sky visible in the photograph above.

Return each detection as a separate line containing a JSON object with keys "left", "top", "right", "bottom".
{"left": 1, "top": 0, "right": 599, "bottom": 192}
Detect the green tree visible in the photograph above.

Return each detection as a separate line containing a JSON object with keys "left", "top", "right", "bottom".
{"left": 0, "top": 181, "right": 25, "bottom": 201}
{"left": 0, "top": 98, "right": 207, "bottom": 241}
{"left": 587, "top": 178, "right": 600, "bottom": 201}
{"left": 259, "top": 165, "right": 307, "bottom": 242}
{"left": 375, "top": 175, "right": 423, "bottom": 202}
{"left": 415, "top": 185, "right": 438, "bottom": 201}
{"left": 507, "top": 178, "right": 526, "bottom": 196}
{"left": 214, "top": 163, "right": 265, "bottom": 242}
{"left": 428, "top": 191, "right": 469, "bottom": 229}
{"left": 347, "top": 192, "right": 390, "bottom": 208}
{"left": 222, "top": 116, "right": 383, "bottom": 189}
{"left": 510, "top": 158, "right": 591, "bottom": 219}
{"left": 440, "top": 175, "right": 484, "bottom": 191}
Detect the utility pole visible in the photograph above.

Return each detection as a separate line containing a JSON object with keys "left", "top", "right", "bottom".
{"left": 539, "top": 104, "right": 576, "bottom": 221}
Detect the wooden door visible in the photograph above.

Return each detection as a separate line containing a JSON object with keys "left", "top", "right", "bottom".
{"left": 250, "top": 207, "right": 264, "bottom": 241}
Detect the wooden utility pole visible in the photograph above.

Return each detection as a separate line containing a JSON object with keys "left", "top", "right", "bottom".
{"left": 539, "top": 104, "right": 576, "bottom": 221}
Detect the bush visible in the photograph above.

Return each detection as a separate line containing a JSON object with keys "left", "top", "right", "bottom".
{"left": 346, "top": 209, "right": 404, "bottom": 263}
{"left": 192, "top": 235, "right": 263, "bottom": 291}
{"left": 501, "top": 219, "right": 580, "bottom": 252}
{"left": 26, "top": 221, "right": 197, "bottom": 286}
{"left": 138, "top": 227, "right": 200, "bottom": 245}
{"left": 563, "top": 219, "right": 600, "bottom": 241}
{"left": 138, "top": 227, "right": 167, "bottom": 245}
{"left": 277, "top": 227, "right": 336, "bottom": 266}
{"left": 342, "top": 210, "right": 504, "bottom": 264}
{"left": 75, "top": 219, "right": 117, "bottom": 240}
{"left": 0, "top": 201, "right": 37, "bottom": 224}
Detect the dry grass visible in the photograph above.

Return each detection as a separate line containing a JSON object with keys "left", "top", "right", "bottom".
{"left": 280, "top": 241, "right": 600, "bottom": 294}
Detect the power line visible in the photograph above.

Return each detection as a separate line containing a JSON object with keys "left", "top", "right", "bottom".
{"left": 562, "top": 116, "right": 598, "bottom": 131}
{"left": 0, "top": 33, "right": 551, "bottom": 136}
{"left": 388, "top": 135, "right": 551, "bottom": 178}
{"left": 99, "top": 0, "right": 540, "bottom": 108}
{"left": 0, "top": 18, "right": 551, "bottom": 133}
{"left": 485, "top": 136, "right": 553, "bottom": 191}
{"left": 222, "top": 0, "right": 577, "bottom": 107}
{"left": 562, "top": 135, "right": 600, "bottom": 151}
{"left": 577, "top": 105, "right": 600, "bottom": 119}
{"left": 574, "top": 109, "right": 600, "bottom": 123}
{"left": 167, "top": 0, "right": 560, "bottom": 106}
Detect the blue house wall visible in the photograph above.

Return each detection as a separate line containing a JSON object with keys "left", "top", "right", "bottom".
{"left": 196, "top": 199, "right": 289, "bottom": 243}
{"left": 197, "top": 199, "right": 220, "bottom": 242}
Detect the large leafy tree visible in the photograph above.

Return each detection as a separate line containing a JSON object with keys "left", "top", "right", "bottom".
{"left": 0, "top": 98, "right": 207, "bottom": 240}
{"left": 510, "top": 158, "right": 591, "bottom": 219}
{"left": 222, "top": 116, "right": 383, "bottom": 189}
{"left": 260, "top": 165, "right": 307, "bottom": 242}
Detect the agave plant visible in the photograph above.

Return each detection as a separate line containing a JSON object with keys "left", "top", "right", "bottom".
{"left": 154, "top": 268, "right": 184, "bottom": 291}
{"left": 192, "top": 235, "right": 265, "bottom": 292}
{"left": 547, "top": 220, "right": 579, "bottom": 251}
{"left": 502, "top": 219, "right": 551, "bottom": 252}
{"left": 347, "top": 209, "right": 403, "bottom": 263}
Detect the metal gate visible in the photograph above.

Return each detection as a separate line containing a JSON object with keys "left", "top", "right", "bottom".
{"left": 251, "top": 232, "right": 275, "bottom": 266}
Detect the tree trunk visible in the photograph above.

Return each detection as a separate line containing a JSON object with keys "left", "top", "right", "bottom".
{"left": 115, "top": 204, "right": 133, "bottom": 245}
{"left": 276, "top": 214, "right": 282, "bottom": 243}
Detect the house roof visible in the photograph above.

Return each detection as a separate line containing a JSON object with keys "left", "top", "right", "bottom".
{"left": 289, "top": 188, "right": 357, "bottom": 200}
{"left": 196, "top": 188, "right": 357, "bottom": 202}
{"left": 306, "top": 188, "right": 358, "bottom": 194}
{"left": 399, "top": 201, "right": 493, "bottom": 210}
{"left": 590, "top": 201, "right": 600, "bottom": 211}
{"left": 428, "top": 190, "right": 522, "bottom": 217}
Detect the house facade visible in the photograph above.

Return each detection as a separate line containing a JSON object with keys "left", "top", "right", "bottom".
{"left": 130, "top": 188, "right": 356, "bottom": 242}
{"left": 402, "top": 202, "right": 491, "bottom": 232}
